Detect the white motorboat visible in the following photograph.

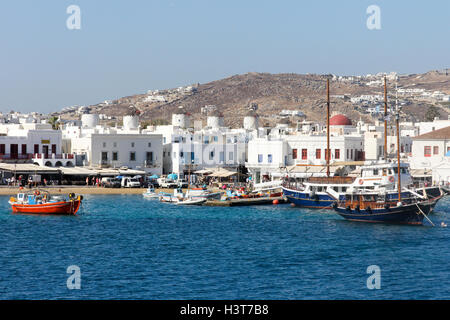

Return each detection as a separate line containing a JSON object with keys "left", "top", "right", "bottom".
{"left": 174, "top": 197, "right": 207, "bottom": 205}
{"left": 159, "top": 193, "right": 180, "bottom": 203}
{"left": 159, "top": 192, "right": 206, "bottom": 205}
{"left": 185, "top": 188, "right": 222, "bottom": 200}
{"left": 142, "top": 186, "right": 159, "bottom": 199}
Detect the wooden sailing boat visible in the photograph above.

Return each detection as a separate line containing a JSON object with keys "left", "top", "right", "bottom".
{"left": 333, "top": 77, "right": 439, "bottom": 225}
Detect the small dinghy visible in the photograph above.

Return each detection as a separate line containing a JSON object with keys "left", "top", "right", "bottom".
{"left": 142, "top": 186, "right": 159, "bottom": 199}
{"left": 174, "top": 197, "right": 207, "bottom": 206}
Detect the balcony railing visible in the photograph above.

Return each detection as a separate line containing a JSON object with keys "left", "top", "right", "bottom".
{"left": 0, "top": 153, "right": 33, "bottom": 160}
{"left": 33, "top": 153, "right": 74, "bottom": 160}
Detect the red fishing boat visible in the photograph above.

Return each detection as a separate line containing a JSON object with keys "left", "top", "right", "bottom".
{"left": 9, "top": 189, "right": 83, "bottom": 215}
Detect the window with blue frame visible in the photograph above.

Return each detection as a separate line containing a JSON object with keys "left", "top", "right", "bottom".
{"left": 268, "top": 154, "right": 273, "bottom": 163}
{"left": 258, "top": 154, "right": 263, "bottom": 163}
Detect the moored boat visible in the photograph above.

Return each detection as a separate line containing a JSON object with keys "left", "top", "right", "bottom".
{"left": 282, "top": 161, "right": 442, "bottom": 209}
{"left": 174, "top": 197, "right": 207, "bottom": 205}
{"left": 332, "top": 90, "right": 442, "bottom": 226}
{"left": 142, "top": 186, "right": 160, "bottom": 199}
{"left": 9, "top": 189, "right": 83, "bottom": 215}
{"left": 158, "top": 190, "right": 206, "bottom": 205}
{"left": 283, "top": 77, "right": 444, "bottom": 209}
{"left": 332, "top": 192, "right": 441, "bottom": 225}
{"left": 185, "top": 187, "right": 222, "bottom": 200}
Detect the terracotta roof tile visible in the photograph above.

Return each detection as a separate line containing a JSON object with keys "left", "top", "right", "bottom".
{"left": 413, "top": 126, "right": 450, "bottom": 140}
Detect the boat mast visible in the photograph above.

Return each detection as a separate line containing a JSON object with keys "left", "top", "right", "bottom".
{"left": 395, "top": 77, "right": 401, "bottom": 202}
{"left": 326, "top": 78, "right": 330, "bottom": 178}
{"left": 396, "top": 111, "right": 401, "bottom": 202}
{"left": 383, "top": 76, "right": 388, "bottom": 163}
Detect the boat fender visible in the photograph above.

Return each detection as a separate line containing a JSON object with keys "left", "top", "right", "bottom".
{"left": 69, "top": 193, "right": 75, "bottom": 199}
{"left": 78, "top": 195, "right": 84, "bottom": 201}
{"left": 384, "top": 203, "right": 390, "bottom": 210}
{"left": 355, "top": 205, "right": 360, "bottom": 211}
{"left": 346, "top": 205, "right": 351, "bottom": 211}
{"left": 34, "top": 190, "right": 40, "bottom": 196}
{"left": 366, "top": 206, "right": 371, "bottom": 213}
{"left": 332, "top": 202, "right": 338, "bottom": 209}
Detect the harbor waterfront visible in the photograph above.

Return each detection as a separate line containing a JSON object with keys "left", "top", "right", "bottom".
{"left": 0, "top": 194, "right": 449, "bottom": 300}
{"left": 0, "top": 186, "right": 176, "bottom": 195}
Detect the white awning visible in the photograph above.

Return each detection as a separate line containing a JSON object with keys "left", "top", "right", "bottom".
{"left": 59, "top": 167, "right": 97, "bottom": 176}
{"left": 0, "top": 163, "right": 59, "bottom": 174}
{"left": 194, "top": 169, "right": 213, "bottom": 174}
{"left": 209, "top": 169, "right": 238, "bottom": 177}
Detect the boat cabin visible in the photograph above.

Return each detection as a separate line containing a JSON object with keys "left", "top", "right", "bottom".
{"left": 343, "top": 193, "right": 396, "bottom": 210}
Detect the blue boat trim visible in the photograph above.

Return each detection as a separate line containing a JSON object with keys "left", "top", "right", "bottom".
{"left": 283, "top": 186, "right": 442, "bottom": 210}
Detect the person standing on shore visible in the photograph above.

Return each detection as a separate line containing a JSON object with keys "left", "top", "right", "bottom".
{"left": 86, "top": 177, "right": 89, "bottom": 186}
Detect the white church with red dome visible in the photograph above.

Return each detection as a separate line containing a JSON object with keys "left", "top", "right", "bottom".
{"left": 329, "top": 114, "right": 356, "bottom": 136}
{"left": 330, "top": 114, "right": 353, "bottom": 126}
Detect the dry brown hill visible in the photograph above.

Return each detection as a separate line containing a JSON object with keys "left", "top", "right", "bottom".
{"left": 66, "top": 70, "right": 450, "bottom": 127}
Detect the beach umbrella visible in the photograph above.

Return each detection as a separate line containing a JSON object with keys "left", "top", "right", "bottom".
{"left": 167, "top": 173, "right": 178, "bottom": 180}
{"left": 149, "top": 174, "right": 159, "bottom": 179}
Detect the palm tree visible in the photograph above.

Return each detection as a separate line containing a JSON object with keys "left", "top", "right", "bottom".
{"left": 48, "top": 116, "right": 60, "bottom": 130}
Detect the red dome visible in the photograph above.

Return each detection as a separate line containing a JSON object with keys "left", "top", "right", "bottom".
{"left": 330, "top": 114, "right": 352, "bottom": 126}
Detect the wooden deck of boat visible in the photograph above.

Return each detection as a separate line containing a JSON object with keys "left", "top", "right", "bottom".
{"left": 204, "top": 196, "right": 287, "bottom": 207}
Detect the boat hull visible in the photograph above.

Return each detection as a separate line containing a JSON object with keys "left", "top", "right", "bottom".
{"left": 175, "top": 198, "right": 206, "bottom": 205}
{"left": 333, "top": 200, "right": 436, "bottom": 225}
{"left": 283, "top": 186, "right": 443, "bottom": 210}
{"left": 143, "top": 192, "right": 159, "bottom": 199}
{"left": 11, "top": 200, "right": 81, "bottom": 215}
{"left": 189, "top": 192, "right": 222, "bottom": 200}
{"left": 186, "top": 190, "right": 222, "bottom": 200}
{"left": 282, "top": 187, "right": 341, "bottom": 209}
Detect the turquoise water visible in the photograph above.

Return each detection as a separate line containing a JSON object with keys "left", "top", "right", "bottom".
{"left": 0, "top": 194, "right": 449, "bottom": 299}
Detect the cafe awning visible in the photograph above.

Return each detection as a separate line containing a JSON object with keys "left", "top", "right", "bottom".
{"left": 59, "top": 167, "right": 97, "bottom": 176}
{"left": 0, "top": 163, "right": 59, "bottom": 174}
{"left": 209, "top": 169, "right": 238, "bottom": 178}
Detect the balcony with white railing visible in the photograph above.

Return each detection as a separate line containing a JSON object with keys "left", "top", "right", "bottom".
{"left": 0, "top": 153, "right": 33, "bottom": 161}
{"left": 32, "top": 153, "right": 76, "bottom": 167}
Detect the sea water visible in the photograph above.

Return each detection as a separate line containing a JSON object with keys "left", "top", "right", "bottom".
{"left": 0, "top": 194, "right": 449, "bottom": 299}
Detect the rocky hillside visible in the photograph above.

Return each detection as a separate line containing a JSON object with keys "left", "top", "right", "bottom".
{"left": 61, "top": 70, "right": 450, "bottom": 128}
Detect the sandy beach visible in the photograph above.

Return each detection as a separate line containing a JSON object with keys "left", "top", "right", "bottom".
{"left": 0, "top": 186, "right": 181, "bottom": 195}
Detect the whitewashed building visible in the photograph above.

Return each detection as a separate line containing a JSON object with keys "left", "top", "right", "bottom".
{"left": 0, "top": 122, "right": 74, "bottom": 167}
{"left": 409, "top": 126, "right": 450, "bottom": 168}
{"left": 151, "top": 111, "right": 256, "bottom": 176}
{"left": 63, "top": 113, "right": 163, "bottom": 175}
{"left": 245, "top": 114, "right": 366, "bottom": 184}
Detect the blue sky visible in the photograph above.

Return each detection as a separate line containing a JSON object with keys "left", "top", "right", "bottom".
{"left": 0, "top": 0, "right": 448, "bottom": 113}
